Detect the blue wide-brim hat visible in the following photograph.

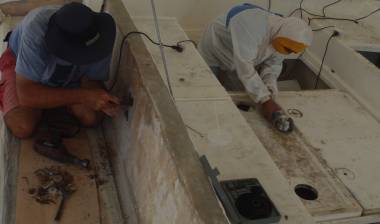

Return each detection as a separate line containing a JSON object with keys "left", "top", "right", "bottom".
{"left": 45, "top": 2, "right": 116, "bottom": 65}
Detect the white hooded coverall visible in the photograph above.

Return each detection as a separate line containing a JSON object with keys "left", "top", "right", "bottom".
{"left": 198, "top": 3, "right": 313, "bottom": 103}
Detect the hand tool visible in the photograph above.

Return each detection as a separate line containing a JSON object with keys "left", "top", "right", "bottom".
{"left": 52, "top": 188, "right": 71, "bottom": 224}
{"left": 34, "top": 134, "right": 90, "bottom": 169}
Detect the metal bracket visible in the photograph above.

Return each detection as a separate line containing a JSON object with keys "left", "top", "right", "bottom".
{"left": 200, "top": 155, "right": 242, "bottom": 223}
{"left": 123, "top": 91, "right": 134, "bottom": 121}
{"left": 200, "top": 155, "right": 281, "bottom": 224}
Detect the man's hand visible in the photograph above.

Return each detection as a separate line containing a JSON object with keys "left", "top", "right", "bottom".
{"left": 266, "top": 82, "right": 278, "bottom": 99}
{"left": 82, "top": 89, "right": 120, "bottom": 116}
{"left": 261, "top": 99, "right": 281, "bottom": 121}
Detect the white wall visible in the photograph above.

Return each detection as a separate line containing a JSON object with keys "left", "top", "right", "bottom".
{"left": 122, "top": 0, "right": 299, "bottom": 39}
{"left": 122, "top": 0, "right": 380, "bottom": 37}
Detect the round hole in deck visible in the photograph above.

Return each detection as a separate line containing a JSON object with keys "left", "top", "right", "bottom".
{"left": 294, "top": 184, "right": 318, "bottom": 200}
{"left": 237, "top": 104, "right": 251, "bottom": 111}
{"left": 235, "top": 192, "right": 272, "bottom": 219}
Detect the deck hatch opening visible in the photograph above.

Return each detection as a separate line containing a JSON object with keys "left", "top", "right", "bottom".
{"left": 235, "top": 190, "right": 273, "bottom": 219}
{"left": 200, "top": 156, "right": 281, "bottom": 223}
{"left": 357, "top": 51, "right": 380, "bottom": 69}
{"left": 294, "top": 184, "right": 318, "bottom": 200}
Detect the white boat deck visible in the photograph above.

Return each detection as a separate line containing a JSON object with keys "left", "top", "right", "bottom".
{"left": 312, "top": 19, "right": 380, "bottom": 52}
{"left": 133, "top": 17, "right": 316, "bottom": 224}
{"left": 132, "top": 17, "right": 380, "bottom": 223}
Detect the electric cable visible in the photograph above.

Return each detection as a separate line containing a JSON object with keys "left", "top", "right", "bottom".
{"left": 299, "top": 0, "right": 304, "bottom": 19}
{"left": 289, "top": 7, "right": 321, "bottom": 17}
{"left": 322, "top": 0, "right": 342, "bottom": 17}
{"left": 289, "top": 0, "right": 322, "bottom": 18}
{"left": 106, "top": 31, "right": 196, "bottom": 92}
{"left": 289, "top": 0, "right": 380, "bottom": 25}
{"left": 355, "top": 8, "right": 380, "bottom": 21}
{"left": 308, "top": 16, "right": 358, "bottom": 24}
{"left": 175, "top": 39, "right": 197, "bottom": 48}
{"left": 314, "top": 31, "right": 339, "bottom": 89}
{"left": 312, "top": 25, "right": 335, "bottom": 32}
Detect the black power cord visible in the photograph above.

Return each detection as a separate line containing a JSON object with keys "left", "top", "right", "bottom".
{"left": 322, "top": 0, "right": 342, "bottom": 17}
{"left": 107, "top": 31, "right": 197, "bottom": 91}
{"left": 289, "top": 0, "right": 380, "bottom": 25}
{"left": 268, "top": 0, "right": 272, "bottom": 12}
{"left": 289, "top": 0, "right": 321, "bottom": 18}
{"left": 312, "top": 25, "right": 335, "bottom": 32}
{"left": 314, "top": 30, "right": 339, "bottom": 89}
{"left": 355, "top": 8, "right": 380, "bottom": 21}
{"left": 308, "top": 17, "right": 358, "bottom": 25}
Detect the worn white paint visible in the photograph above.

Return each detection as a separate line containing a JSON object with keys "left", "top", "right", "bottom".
{"left": 123, "top": 0, "right": 380, "bottom": 124}
{"left": 277, "top": 90, "right": 380, "bottom": 214}
{"left": 301, "top": 30, "right": 380, "bottom": 121}
{"left": 106, "top": 87, "right": 208, "bottom": 224}
{"left": 241, "top": 109, "right": 362, "bottom": 221}
{"left": 123, "top": 0, "right": 300, "bottom": 40}
{"left": 122, "top": 0, "right": 380, "bottom": 43}
{"left": 134, "top": 17, "right": 316, "bottom": 223}
{"left": 292, "top": 0, "right": 380, "bottom": 52}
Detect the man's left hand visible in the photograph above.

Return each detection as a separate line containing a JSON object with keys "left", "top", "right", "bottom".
{"left": 266, "top": 82, "right": 278, "bottom": 99}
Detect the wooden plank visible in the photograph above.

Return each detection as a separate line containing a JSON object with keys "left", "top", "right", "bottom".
{"left": 86, "top": 128, "right": 125, "bottom": 224}
{"left": 241, "top": 109, "right": 362, "bottom": 221}
{"left": 15, "top": 132, "right": 100, "bottom": 224}
{"left": 0, "top": 122, "right": 20, "bottom": 224}
{"left": 276, "top": 90, "right": 380, "bottom": 214}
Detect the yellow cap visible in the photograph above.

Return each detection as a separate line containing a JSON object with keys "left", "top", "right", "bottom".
{"left": 272, "top": 37, "right": 307, "bottom": 55}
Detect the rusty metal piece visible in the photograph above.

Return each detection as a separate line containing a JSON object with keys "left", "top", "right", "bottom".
{"left": 48, "top": 187, "right": 58, "bottom": 195}
{"left": 52, "top": 175, "right": 64, "bottom": 184}
{"left": 41, "top": 180, "right": 55, "bottom": 190}
{"left": 30, "top": 166, "right": 76, "bottom": 205}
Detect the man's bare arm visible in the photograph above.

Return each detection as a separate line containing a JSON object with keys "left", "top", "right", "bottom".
{"left": 16, "top": 74, "right": 119, "bottom": 111}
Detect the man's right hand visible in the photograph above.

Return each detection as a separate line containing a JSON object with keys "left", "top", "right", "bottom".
{"left": 82, "top": 89, "right": 120, "bottom": 116}
{"left": 261, "top": 99, "right": 281, "bottom": 121}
